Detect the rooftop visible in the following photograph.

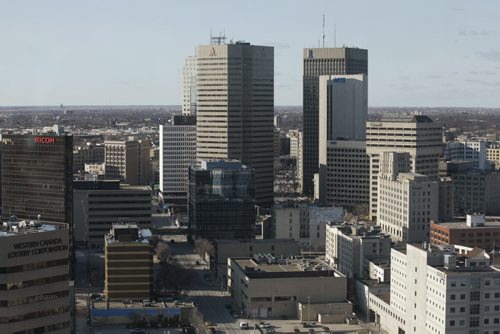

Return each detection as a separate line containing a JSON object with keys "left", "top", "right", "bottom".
{"left": 0, "top": 218, "right": 67, "bottom": 237}
{"left": 380, "top": 114, "right": 434, "bottom": 123}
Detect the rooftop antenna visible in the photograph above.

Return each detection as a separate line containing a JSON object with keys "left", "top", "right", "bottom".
{"left": 322, "top": 14, "right": 325, "bottom": 48}
{"left": 334, "top": 23, "right": 337, "bottom": 47}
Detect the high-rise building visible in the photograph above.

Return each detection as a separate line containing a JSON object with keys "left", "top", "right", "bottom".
{"left": 104, "top": 139, "right": 152, "bottom": 186}
{"left": 366, "top": 114, "right": 443, "bottom": 220}
{"left": 196, "top": 41, "right": 274, "bottom": 207}
{"left": 444, "top": 140, "right": 490, "bottom": 170}
{"left": 159, "top": 115, "right": 197, "bottom": 213}
{"left": 104, "top": 224, "right": 153, "bottom": 301}
{"left": 182, "top": 55, "right": 197, "bottom": 116}
{"left": 0, "top": 219, "right": 70, "bottom": 334}
{"left": 188, "top": 160, "right": 256, "bottom": 240}
{"left": 73, "top": 180, "right": 152, "bottom": 247}
{"left": 377, "top": 152, "right": 438, "bottom": 242}
{"left": 1, "top": 134, "right": 73, "bottom": 226}
{"left": 317, "top": 73, "right": 368, "bottom": 207}
{"left": 302, "top": 47, "right": 368, "bottom": 195}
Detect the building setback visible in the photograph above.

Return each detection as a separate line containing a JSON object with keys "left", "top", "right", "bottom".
{"left": 196, "top": 42, "right": 274, "bottom": 207}
{"left": 104, "top": 224, "right": 153, "bottom": 301}
{"left": 0, "top": 220, "right": 70, "bottom": 334}
{"left": 73, "top": 180, "right": 152, "bottom": 248}
{"left": 302, "top": 47, "right": 368, "bottom": 195}
{"left": 188, "top": 160, "right": 256, "bottom": 240}
{"left": 159, "top": 115, "right": 196, "bottom": 214}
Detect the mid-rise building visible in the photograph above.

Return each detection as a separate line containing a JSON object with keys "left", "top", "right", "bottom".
{"left": 438, "top": 177, "right": 454, "bottom": 221}
{"left": 159, "top": 115, "right": 196, "bottom": 213}
{"left": 73, "top": 180, "right": 152, "bottom": 248}
{"left": 273, "top": 202, "right": 343, "bottom": 251}
{"left": 377, "top": 152, "right": 438, "bottom": 242}
{"left": 1, "top": 133, "right": 73, "bottom": 227}
{"left": 325, "top": 222, "right": 391, "bottom": 279}
{"left": 486, "top": 143, "right": 500, "bottom": 168}
{"left": 188, "top": 160, "right": 256, "bottom": 240}
{"left": 0, "top": 219, "right": 70, "bottom": 334}
{"left": 444, "top": 140, "right": 490, "bottom": 170}
{"left": 196, "top": 41, "right": 274, "bottom": 207}
{"left": 288, "top": 130, "right": 302, "bottom": 159}
{"left": 370, "top": 243, "right": 500, "bottom": 334}
{"left": 431, "top": 214, "right": 500, "bottom": 251}
{"left": 182, "top": 55, "right": 197, "bottom": 116}
{"left": 104, "top": 139, "right": 151, "bottom": 186}
{"left": 228, "top": 256, "right": 349, "bottom": 320}
{"left": 302, "top": 47, "right": 368, "bottom": 195}
{"left": 366, "top": 114, "right": 443, "bottom": 220}
{"left": 104, "top": 224, "right": 153, "bottom": 301}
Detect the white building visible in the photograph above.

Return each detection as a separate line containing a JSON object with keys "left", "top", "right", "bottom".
{"left": 159, "top": 115, "right": 197, "bottom": 213}
{"left": 182, "top": 55, "right": 197, "bottom": 116}
{"left": 444, "top": 140, "right": 490, "bottom": 170}
{"left": 366, "top": 114, "right": 443, "bottom": 220}
{"left": 273, "top": 203, "right": 343, "bottom": 251}
{"left": 370, "top": 243, "right": 500, "bottom": 334}
{"left": 325, "top": 222, "right": 391, "bottom": 279}
{"left": 377, "top": 152, "right": 438, "bottom": 242}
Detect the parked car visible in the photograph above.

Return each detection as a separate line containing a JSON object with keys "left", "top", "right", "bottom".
{"left": 239, "top": 321, "right": 249, "bottom": 329}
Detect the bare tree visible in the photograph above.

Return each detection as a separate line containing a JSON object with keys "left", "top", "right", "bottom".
{"left": 156, "top": 241, "right": 171, "bottom": 263}
{"left": 195, "top": 239, "right": 214, "bottom": 260}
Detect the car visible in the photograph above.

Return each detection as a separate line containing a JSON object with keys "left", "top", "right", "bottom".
{"left": 231, "top": 311, "right": 239, "bottom": 318}
{"left": 204, "top": 321, "right": 214, "bottom": 326}
{"left": 258, "top": 322, "right": 271, "bottom": 329}
{"left": 239, "top": 321, "right": 249, "bottom": 329}
{"left": 142, "top": 299, "right": 152, "bottom": 307}
{"left": 90, "top": 294, "right": 103, "bottom": 301}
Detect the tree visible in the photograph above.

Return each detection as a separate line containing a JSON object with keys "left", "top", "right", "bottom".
{"left": 194, "top": 239, "right": 214, "bottom": 260}
{"left": 156, "top": 242, "right": 171, "bottom": 263}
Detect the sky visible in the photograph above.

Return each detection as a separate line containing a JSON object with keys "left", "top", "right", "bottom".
{"left": 1, "top": 0, "right": 500, "bottom": 107}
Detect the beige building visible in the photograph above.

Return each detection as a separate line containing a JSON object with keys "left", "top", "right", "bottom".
{"left": 104, "top": 139, "right": 152, "bottom": 185}
{"left": 228, "top": 256, "right": 349, "bottom": 320}
{"left": 0, "top": 220, "right": 70, "bottom": 334}
{"left": 487, "top": 143, "right": 500, "bottom": 169}
{"left": 104, "top": 224, "right": 153, "bottom": 301}
{"left": 377, "top": 152, "right": 438, "bottom": 242}
{"left": 366, "top": 114, "right": 443, "bottom": 220}
{"left": 182, "top": 55, "right": 197, "bottom": 116}
{"left": 196, "top": 42, "right": 274, "bottom": 207}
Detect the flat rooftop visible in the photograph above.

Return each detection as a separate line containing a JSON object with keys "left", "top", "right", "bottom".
{"left": 432, "top": 220, "right": 500, "bottom": 229}
{"left": 0, "top": 220, "right": 67, "bottom": 237}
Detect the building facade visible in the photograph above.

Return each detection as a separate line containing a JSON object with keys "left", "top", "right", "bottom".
{"left": 196, "top": 42, "right": 274, "bottom": 207}
{"left": 73, "top": 143, "right": 105, "bottom": 174}
{"left": 104, "top": 139, "right": 151, "bottom": 186}
{"left": 182, "top": 55, "right": 197, "bottom": 116}
{"left": 73, "top": 180, "right": 152, "bottom": 247}
{"left": 188, "top": 160, "right": 256, "bottom": 240}
{"left": 302, "top": 47, "right": 368, "bottom": 195}
{"left": 444, "top": 140, "right": 489, "bottom": 170}
{"left": 159, "top": 115, "right": 197, "bottom": 213}
{"left": 366, "top": 114, "right": 443, "bottom": 220}
{"left": 104, "top": 224, "right": 153, "bottom": 301}
{"left": 0, "top": 220, "right": 70, "bottom": 334}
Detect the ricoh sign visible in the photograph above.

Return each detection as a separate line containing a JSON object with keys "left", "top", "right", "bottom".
{"left": 34, "top": 137, "right": 56, "bottom": 144}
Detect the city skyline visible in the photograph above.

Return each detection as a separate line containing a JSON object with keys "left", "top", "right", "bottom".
{"left": 1, "top": 0, "right": 500, "bottom": 107}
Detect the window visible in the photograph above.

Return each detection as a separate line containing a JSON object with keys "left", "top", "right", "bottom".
{"left": 470, "top": 304, "right": 480, "bottom": 314}
{"left": 469, "top": 317, "right": 479, "bottom": 327}
{"left": 470, "top": 291, "right": 480, "bottom": 301}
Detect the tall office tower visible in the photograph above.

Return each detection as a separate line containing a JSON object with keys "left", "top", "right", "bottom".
{"left": 196, "top": 41, "right": 274, "bottom": 207}
{"left": 73, "top": 180, "right": 152, "bottom": 248}
{"left": 1, "top": 134, "right": 73, "bottom": 225}
{"left": 188, "top": 160, "right": 256, "bottom": 240}
{"left": 302, "top": 47, "right": 368, "bottom": 195}
{"left": 317, "top": 74, "right": 368, "bottom": 207}
{"left": 182, "top": 55, "right": 197, "bottom": 116}
{"left": 377, "top": 152, "right": 438, "bottom": 242}
{"left": 0, "top": 220, "right": 70, "bottom": 334}
{"left": 371, "top": 243, "right": 500, "bottom": 334}
{"left": 159, "top": 115, "right": 197, "bottom": 213}
{"left": 104, "top": 139, "right": 152, "bottom": 185}
{"left": 105, "top": 224, "right": 153, "bottom": 301}
{"left": 366, "top": 114, "right": 443, "bottom": 220}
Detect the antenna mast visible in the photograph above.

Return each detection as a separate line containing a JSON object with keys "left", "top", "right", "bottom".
{"left": 334, "top": 24, "right": 337, "bottom": 47}
{"left": 322, "top": 14, "right": 325, "bottom": 48}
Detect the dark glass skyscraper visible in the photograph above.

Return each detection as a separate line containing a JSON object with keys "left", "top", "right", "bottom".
{"left": 188, "top": 160, "right": 256, "bottom": 240}
{"left": 302, "top": 47, "right": 368, "bottom": 195}
{"left": 1, "top": 133, "right": 73, "bottom": 225}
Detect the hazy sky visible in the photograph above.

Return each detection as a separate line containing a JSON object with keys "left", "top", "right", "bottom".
{"left": 1, "top": 0, "right": 500, "bottom": 107}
